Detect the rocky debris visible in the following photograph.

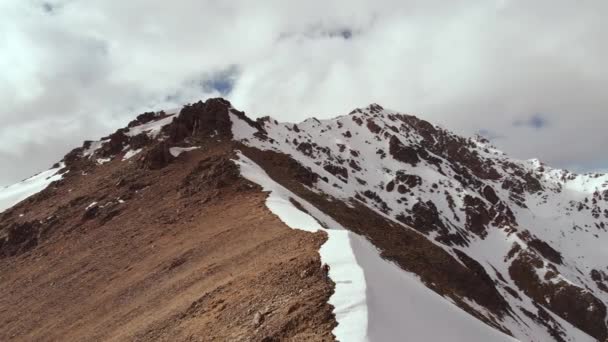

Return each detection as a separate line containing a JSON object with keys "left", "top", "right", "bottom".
{"left": 181, "top": 156, "right": 241, "bottom": 196}
{"left": 0, "top": 221, "right": 41, "bottom": 257}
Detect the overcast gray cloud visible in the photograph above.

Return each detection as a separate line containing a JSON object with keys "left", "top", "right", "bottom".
{"left": 1, "top": 0, "right": 607, "bottom": 185}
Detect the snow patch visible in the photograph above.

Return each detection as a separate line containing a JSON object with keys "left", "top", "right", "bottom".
{"left": 0, "top": 164, "right": 65, "bottom": 213}
{"left": 122, "top": 148, "right": 143, "bottom": 161}
{"left": 126, "top": 114, "right": 176, "bottom": 138}
{"left": 83, "top": 140, "right": 104, "bottom": 157}
{"left": 234, "top": 153, "right": 368, "bottom": 342}
{"left": 169, "top": 146, "right": 200, "bottom": 157}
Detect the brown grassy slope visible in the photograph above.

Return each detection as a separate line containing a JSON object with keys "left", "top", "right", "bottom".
{"left": 0, "top": 140, "right": 335, "bottom": 341}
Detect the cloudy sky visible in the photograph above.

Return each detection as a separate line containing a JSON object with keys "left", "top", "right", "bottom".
{"left": 1, "top": 0, "right": 606, "bottom": 186}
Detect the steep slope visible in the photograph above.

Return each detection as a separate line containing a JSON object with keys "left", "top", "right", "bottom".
{"left": 1, "top": 98, "right": 606, "bottom": 341}
{"left": 231, "top": 103, "right": 607, "bottom": 341}
{"left": 0, "top": 107, "right": 336, "bottom": 341}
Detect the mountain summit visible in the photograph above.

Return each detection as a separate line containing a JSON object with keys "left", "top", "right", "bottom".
{"left": 1, "top": 98, "right": 607, "bottom": 341}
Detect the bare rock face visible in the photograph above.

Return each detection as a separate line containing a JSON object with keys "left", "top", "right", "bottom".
{"left": 323, "top": 164, "right": 348, "bottom": 181}
{"left": 100, "top": 130, "right": 129, "bottom": 157}
{"left": 401, "top": 200, "right": 447, "bottom": 235}
{"left": 129, "top": 132, "right": 152, "bottom": 150}
{"left": 165, "top": 98, "right": 235, "bottom": 143}
{"left": 482, "top": 185, "right": 499, "bottom": 204}
{"left": 181, "top": 156, "right": 241, "bottom": 196}
{"left": 140, "top": 142, "right": 175, "bottom": 170}
{"left": 463, "top": 195, "right": 491, "bottom": 237}
{"left": 509, "top": 252, "right": 607, "bottom": 340}
{"left": 388, "top": 136, "right": 420, "bottom": 166}
{"left": 127, "top": 111, "right": 160, "bottom": 127}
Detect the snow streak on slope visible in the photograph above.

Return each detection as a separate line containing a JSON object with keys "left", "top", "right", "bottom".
{"left": 234, "top": 153, "right": 368, "bottom": 342}
{"left": 0, "top": 164, "right": 64, "bottom": 213}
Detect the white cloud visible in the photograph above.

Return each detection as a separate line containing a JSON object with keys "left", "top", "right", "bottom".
{"left": 1, "top": 0, "right": 607, "bottom": 185}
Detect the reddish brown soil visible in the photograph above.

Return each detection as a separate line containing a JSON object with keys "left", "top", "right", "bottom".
{"left": 0, "top": 140, "right": 336, "bottom": 341}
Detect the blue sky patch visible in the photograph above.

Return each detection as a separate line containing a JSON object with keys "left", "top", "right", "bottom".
{"left": 200, "top": 65, "right": 239, "bottom": 96}
{"left": 513, "top": 113, "right": 549, "bottom": 130}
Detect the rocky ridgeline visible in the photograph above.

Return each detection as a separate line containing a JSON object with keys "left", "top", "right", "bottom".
{"left": 230, "top": 101, "right": 608, "bottom": 341}
{"left": 1, "top": 98, "right": 607, "bottom": 341}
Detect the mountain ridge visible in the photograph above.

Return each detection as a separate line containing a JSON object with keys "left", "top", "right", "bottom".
{"left": 0, "top": 98, "right": 606, "bottom": 341}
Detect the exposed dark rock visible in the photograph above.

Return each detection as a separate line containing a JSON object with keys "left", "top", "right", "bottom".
{"left": 100, "top": 130, "right": 129, "bottom": 157}
{"left": 482, "top": 185, "right": 499, "bottom": 204}
{"left": 323, "top": 164, "right": 348, "bottom": 181}
{"left": 140, "top": 142, "right": 175, "bottom": 170}
{"left": 528, "top": 238, "right": 563, "bottom": 265}
{"left": 403, "top": 200, "right": 447, "bottom": 235}
{"left": 82, "top": 204, "right": 99, "bottom": 220}
{"left": 181, "top": 156, "right": 241, "bottom": 196}
{"left": 366, "top": 119, "right": 382, "bottom": 134}
{"left": 388, "top": 136, "right": 420, "bottom": 166}
{"left": 509, "top": 252, "right": 607, "bottom": 340}
{"left": 128, "top": 111, "right": 158, "bottom": 128}
{"left": 395, "top": 172, "right": 422, "bottom": 188}
{"left": 297, "top": 142, "right": 314, "bottom": 157}
{"left": 348, "top": 159, "right": 362, "bottom": 172}
{"left": 129, "top": 133, "right": 152, "bottom": 150}
{"left": 463, "top": 195, "right": 491, "bottom": 237}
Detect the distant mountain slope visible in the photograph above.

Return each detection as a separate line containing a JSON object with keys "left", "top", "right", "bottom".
{"left": 1, "top": 98, "right": 606, "bottom": 341}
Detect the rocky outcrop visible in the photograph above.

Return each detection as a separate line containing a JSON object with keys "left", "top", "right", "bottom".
{"left": 509, "top": 252, "right": 607, "bottom": 340}
{"left": 0, "top": 221, "right": 41, "bottom": 257}
{"left": 140, "top": 142, "right": 175, "bottom": 170}
{"left": 388, "top": 136, "right": 420, "bottom": 166}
